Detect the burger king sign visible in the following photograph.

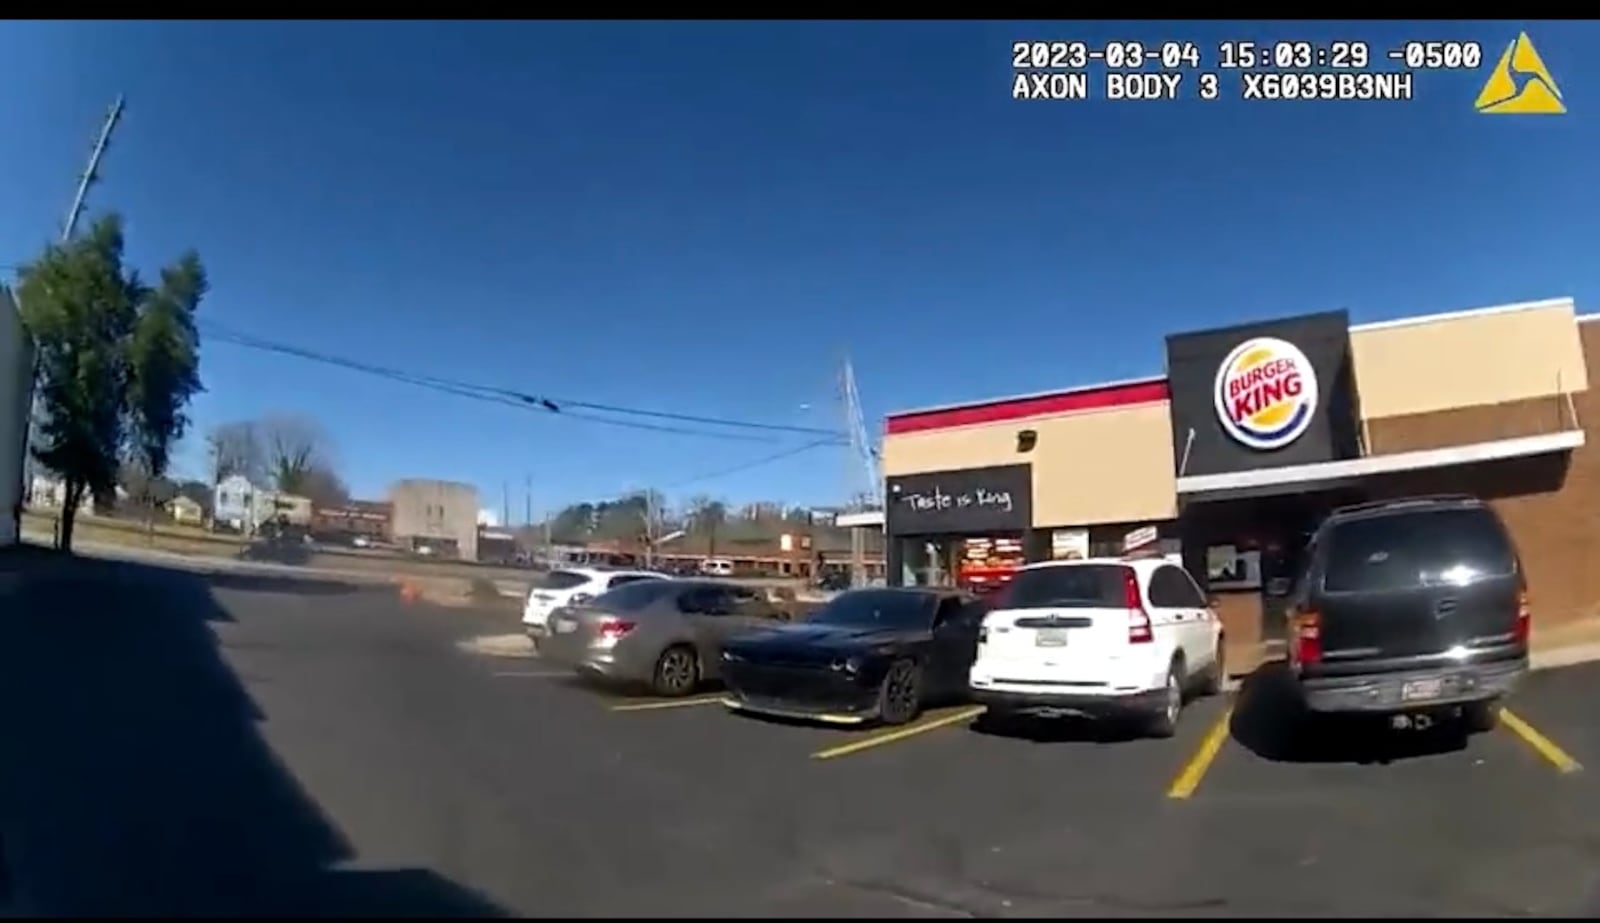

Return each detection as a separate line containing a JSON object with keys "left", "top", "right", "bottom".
{"left": 1213, "top": 337, "right": 1319, "bottom": 451}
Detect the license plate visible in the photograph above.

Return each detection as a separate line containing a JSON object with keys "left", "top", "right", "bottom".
{"left": 554, "top": 618, "right": 578, "bottom": 634}
{"left": 1035, "top": 628, "right": 1068, "bottom": 647}
{"left": 1401, "top": 678, "right": 1444, "bottom": 701}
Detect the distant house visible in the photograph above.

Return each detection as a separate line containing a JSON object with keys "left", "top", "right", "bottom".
{"left": 169, "top": 495, "right": 204, "bottom": 526}
{"left": 213, "top": 475, "right": 258, "bottom": 531}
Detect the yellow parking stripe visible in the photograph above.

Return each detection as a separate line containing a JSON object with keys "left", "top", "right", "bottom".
{"left": 1499, "top": 707, "right": 1583, "bottom": 774}
{"left": 811, "top": 705, "right": 987, "bottom": 761}
{"left": 1167, "top": 706, "right": 1233, "bottom": 799}
{"left": 609, "top": 694, "right": 726, "bottom": 712}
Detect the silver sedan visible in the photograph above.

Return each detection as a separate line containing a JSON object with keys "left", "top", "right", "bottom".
{"left": 537, "top": 578, "right": 788, "bottom": 696}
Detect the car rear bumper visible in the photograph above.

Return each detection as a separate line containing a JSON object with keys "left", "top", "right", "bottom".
{"left": 538, "top": 638, "right": 653, "bottom": 685}
{"left": 971, "top": 686, "right": 1168, "bottom": 718}
{"left": 1298, "top": 657, "right": 1527, "bottom": 713}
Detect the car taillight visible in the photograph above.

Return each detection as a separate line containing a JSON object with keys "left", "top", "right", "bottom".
{"left": 1124, "top": 568, "right": 1153, "bottom": 644}
{"left": 1293, "top": 610, "right": 1322, "bottom": 665}
{"left": 597, "top": 617, "right": 636, "bottom": 641}
{"left": 1513, "top": 590, "right": 1530, "bottom": 644}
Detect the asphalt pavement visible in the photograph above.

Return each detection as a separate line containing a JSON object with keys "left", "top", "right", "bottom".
{"left": 2, "top": 551, "right": 1597, "bottom": 916}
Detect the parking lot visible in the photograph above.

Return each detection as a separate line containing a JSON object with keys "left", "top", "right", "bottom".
{"left": 486, "top": 644, "right": 1600, "bottom": 916}
{"left": 6, "top": 554, "right": 1598, "bottom": 916}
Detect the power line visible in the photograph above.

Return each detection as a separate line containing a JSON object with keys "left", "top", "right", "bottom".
{"left": 198, "top": 320, "right": 846, "bottom": 443}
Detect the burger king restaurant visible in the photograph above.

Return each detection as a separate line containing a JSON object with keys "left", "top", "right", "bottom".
{"left": 879, "top": 297, "right": 1600, "bottom": 656}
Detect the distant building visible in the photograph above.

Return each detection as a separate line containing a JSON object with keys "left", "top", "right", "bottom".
{"left": 213, "top": 475, "right": 259, "bottom": 531}
{"left": 388, "top": 479, "right": 480, "bottom": 561}
{"left": 169, "top": 495, "right": 204, "bottom": 526}
{"left": 311, "top": 501, "right": 391, "bottom": 541}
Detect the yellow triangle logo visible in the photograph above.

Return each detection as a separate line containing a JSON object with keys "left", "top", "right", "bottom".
{"left": 1475, "top": 32, "right": 1566, "bottom": 114}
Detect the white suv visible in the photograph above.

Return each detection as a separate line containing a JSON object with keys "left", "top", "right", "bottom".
{"left": 523, "top": 567, "right": 666, "bottom": 637}
{"left": 968, "top": 557, "right": 1225, "bottom": 737}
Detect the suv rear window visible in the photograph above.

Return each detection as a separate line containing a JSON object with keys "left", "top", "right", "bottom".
{"left": 537, "top": 570, "right": 590, "bottom": 591}
{"left": 999, "top": 564, "right": 1129, "bottom": 609}
{"left": 1322, "top": 507, "right": 1516, "bottom": 593}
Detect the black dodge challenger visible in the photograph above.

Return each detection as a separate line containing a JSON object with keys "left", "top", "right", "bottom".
{"left": 719, "top": 587, "right": 987, "bottom": 726}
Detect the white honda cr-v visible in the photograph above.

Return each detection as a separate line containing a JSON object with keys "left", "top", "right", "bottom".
{"left": 968, "top": 557, "right": 1225, "bottom": 738}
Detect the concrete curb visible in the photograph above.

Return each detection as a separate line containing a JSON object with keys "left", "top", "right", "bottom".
{"left": 1531, "top": 640, "right": 1600, "bottom": 672}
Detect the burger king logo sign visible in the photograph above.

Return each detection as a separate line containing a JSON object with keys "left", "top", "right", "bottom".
{"left": 1213, "top": 337, "right": 1319, "bottom": 451}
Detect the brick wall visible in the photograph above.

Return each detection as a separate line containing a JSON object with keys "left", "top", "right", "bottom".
{"left": 1363, "top": 320, "right": 1600, "bottom": 631}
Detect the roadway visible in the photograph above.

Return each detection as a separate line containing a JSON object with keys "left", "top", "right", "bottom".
{"left": 1, "top": 552, "right": 1596, "bottom": 916}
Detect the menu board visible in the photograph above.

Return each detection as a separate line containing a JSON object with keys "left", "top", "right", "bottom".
{"left": 959, "top": 536, "right": 1025, "bottom": 592}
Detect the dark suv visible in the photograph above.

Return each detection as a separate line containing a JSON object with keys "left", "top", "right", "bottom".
{"left": 1283, "top": 495, "right": 1529, "bottom": 732}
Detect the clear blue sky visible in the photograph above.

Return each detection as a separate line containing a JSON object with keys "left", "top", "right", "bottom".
{"left": 2, "top": 21, "right": 1596, "bottom": 517}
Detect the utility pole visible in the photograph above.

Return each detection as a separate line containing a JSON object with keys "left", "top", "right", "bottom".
{"left": 501, "top": 481, "right": 510, "bottom": 530}
{"left": 21, "top": 96, "right": 127, "bottom": 524}
{"left": 523, "top": 474, "right": 532, "bottom": 526}
{"left": 62, "top": 96, "right": 126, "bottom": 243}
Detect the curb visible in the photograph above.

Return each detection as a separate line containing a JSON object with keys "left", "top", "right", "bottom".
{"left": 1531, "top": 640, "right": 1600, "bottom": 672}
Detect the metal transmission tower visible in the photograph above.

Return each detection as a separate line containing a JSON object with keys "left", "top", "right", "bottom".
{"left": 839, "top": 357, "right": 881, "bottom": 510}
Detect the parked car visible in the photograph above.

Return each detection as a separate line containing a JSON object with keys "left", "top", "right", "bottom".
{"left": 522, "top": 567, "right": 666, "bottom": 639}
{"left": 538, "top": 579, "right": 787, "bottom": 696}
{"left": 700, "top": 558, "right": 734, "bottom": 577}
{"left": 1282, "top": 495, "right": 1529, "bottom": 733}
{"left": 720, "top": 587, "right": 986, "bottom": 726}
{"left": 968, "top": 557, "right": 1225, "bottom": 738}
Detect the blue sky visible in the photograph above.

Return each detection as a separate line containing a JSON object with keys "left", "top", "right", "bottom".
{"left": 2, "top": 20, "right": 1596, "bottom": 517}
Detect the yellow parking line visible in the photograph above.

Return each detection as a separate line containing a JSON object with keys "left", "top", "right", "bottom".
{"left": 1499, "top": 707, "right": 1584, "bottom": 774}
{"left": 811, "top": 705, "right": 987, "bottom": 761}
{"left": 1166, "top": 706, "right": 1233, "bottom": 800}
{"left": 610, "top": 695, "right": 726, "bottom": 712}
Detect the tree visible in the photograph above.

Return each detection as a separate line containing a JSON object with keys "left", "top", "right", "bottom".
{"left": 125, "top": 251, "right": 205, "bottom": 491}
{"left": 296, "top": 463, "right": 350, "bottom": 507}
{"left": 15, "top": 214, "right": 204, "bottom": 552}
{"left": 686, "top": 495, "right": 727, "bottom": 558}
{"left": 258, "top": 414, "right": 332, "bottom": 494}
{"left": 206, "top": 420, "right": 264, "bottom": 485}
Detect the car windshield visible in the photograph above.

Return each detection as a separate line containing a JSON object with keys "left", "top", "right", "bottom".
{"left": 999, "top": 564, "right": 1130, "bottom": 609}
{"left": 537, "top": 570, "right": 590, "bottom": 591}
{"left": 1323, "top": 508, "right": 1516, "bottom": 593}
{"left": 808, "top": 590, "right": 934, "bottom": 629}
{"left": 591, "top": 579, "right": 679, "bottom": 612}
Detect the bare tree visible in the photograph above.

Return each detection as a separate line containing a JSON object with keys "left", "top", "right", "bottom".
{"left": 206, "top": 421, "right": 263, "bottom": 486}
{"left": 258, "top": 414, "right": 332, "bottom": 494}
{"left": 297, "top": 463, "right": 350, "bottom": 507}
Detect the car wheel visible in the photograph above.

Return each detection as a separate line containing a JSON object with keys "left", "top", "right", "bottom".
{"left": 651, "top": 645, "right": 701, "bottom": 698}
{"left": 1199, "top": 640, "right": 1226, "bottom": 697}
{"left": 877, "top": 659, "right": 924, "bottom": 726}
{"left": 1147, "top": 661, "right": 1184, "bottom": 739}
{"left": 1463, "top": 700, "right": 1499, "bottom": 734}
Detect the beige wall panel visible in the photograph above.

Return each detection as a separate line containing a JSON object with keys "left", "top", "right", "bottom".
{"left": 1351, "top": 301, "right": 1586, "bottom": 420}
{"left": 883, "top": 403, "right": 1177, "bottom": 526}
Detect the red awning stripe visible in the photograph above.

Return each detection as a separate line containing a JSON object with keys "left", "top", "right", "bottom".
{"left": 885, "top": 379, "right": 1171, "bottom": 435}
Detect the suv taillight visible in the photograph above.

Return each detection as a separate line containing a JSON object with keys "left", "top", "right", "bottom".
{"left": 1293, "top": 610, "right": 1322, "bottom": 665}
{"left": 1124, "top": 568, "right": 1153, "bottom": 644}
{"left": 1513, "top": 590, "right": 1530, "bottom": 645}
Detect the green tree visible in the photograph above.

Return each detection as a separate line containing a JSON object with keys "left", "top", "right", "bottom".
{"left": 16, "top": 214, "right": 207, "bottom": 551}
{"left": 125, "top": 250, "right": 206, "bottom": 518}
{"left": 16, "top": 216, "right": 140, "bottom": 551}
